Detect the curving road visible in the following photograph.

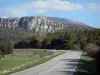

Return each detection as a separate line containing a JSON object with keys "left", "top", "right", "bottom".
{"left": 11, "top": 51, "right": 82, "bottom": 75}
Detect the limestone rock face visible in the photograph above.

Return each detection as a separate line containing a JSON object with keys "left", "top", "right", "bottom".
{"left": 0, "top": 18, "right": 19, "bottom": 28}
{"left": 0, "top": 16, "right": 92, "bottom": 33}
{"left": 0, "top": 16, "right": 64, "bottom": 33}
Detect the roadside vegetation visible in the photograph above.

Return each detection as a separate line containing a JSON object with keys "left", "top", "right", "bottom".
{"left": 74, "top": 53, "right": 92, "bottom": 75}
{"left": 0, "top": 49, "right": 64, "bottom": 75}
{"left": 75, "top": 44, "right": 100, "bottom": 75}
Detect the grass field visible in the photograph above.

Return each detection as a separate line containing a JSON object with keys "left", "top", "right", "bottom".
{"left": 0, "top": 49, "right": 64, "bottom": 75}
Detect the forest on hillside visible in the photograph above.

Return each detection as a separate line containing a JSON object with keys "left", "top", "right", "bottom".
{"left": 0, "top": 28, "right": 100, "bottom": 54}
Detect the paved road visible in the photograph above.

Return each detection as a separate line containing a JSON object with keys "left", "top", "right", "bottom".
{"left": 11, "top": 51, "right": 82, "bottom": 75}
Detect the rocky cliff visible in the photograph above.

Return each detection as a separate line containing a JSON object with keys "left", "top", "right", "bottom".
{"left": 0, "top": 16, "right": 65, "bottom": 33}
{"left": 0, "top": 16, "right": 92, "bottom": 33}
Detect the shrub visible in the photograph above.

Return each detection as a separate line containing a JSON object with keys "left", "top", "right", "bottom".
{"left": 7, "top": 41, "right": 14, "bottom": 54}
{"left": 0, "top": 44, "right": 7, "bottom": 55}
{"left": 0, "top": 41, "right": 14, "bottom": 55}
{"left": 85, "top": 43, "right": 100, "bottom": 74}
{"left": 85, "top": 43, "right": 100, "bottom": 59}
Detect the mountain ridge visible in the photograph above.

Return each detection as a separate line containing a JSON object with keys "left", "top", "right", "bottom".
{"left": 0, "top": 16, "right": 92, "bottom": 33}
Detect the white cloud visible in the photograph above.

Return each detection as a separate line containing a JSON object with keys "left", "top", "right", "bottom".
{"left": 35, "top": 9, "right": 47, "bottom": 13}
{"left": 7, "top": 8, "right": 27, "bottom": 16}
{"left": 0, "top": 0, "right": 84, "bottom": 17}
{"left": 87, "top": 3, "right": 100, "bottom": 10}
{"left": 32, "top": 0, "right": 83, "bottom": 11}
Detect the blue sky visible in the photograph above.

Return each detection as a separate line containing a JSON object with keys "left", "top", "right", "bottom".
{"left": 0, "top": 0, "right": 100, "bottom": 28}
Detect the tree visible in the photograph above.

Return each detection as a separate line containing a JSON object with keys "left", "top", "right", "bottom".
{"left": 0, "top": 43, "right": 7, "bottom": 55}
{"left": 63, "top": 31, "right": 74, "bottom": 49}
{"left": 76, "top": 30, "right": 87, "bottom": 51}
{"left": 7, "top": 41, "right": 14, "bottom": 54}
{"left": 42, "top": 38, "right": 50, "bottom": 49}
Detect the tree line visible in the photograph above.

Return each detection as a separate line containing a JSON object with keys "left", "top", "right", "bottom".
{"left": 0, "top": 28, "right": 100, "bottom": 55}
{"left": 15, "top": 28, "right": 100, "bottom": 50}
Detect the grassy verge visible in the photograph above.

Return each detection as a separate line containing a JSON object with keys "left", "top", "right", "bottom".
{"left": 74, "top": 53, "right": 92, "bottom": 75}
{"left": 0, "top": 49, "right": 64, "bottom": 75}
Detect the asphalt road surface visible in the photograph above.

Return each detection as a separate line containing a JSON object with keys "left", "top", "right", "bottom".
{"left": 11, "top": 51, "right": 82, "bottom": 75}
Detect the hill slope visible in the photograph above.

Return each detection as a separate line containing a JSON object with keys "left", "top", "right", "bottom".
{"left": 0, "top": 16, "right": 92, "bottom": 32}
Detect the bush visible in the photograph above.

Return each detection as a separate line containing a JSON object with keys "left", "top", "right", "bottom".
{"left": 85, "top": 43, "right": 100, "bottom": 74}
{"left": 0, "top": 44, "right": 7, "bottom": 55}
{"left": 85, "top": 43, "right": 100, "bottom": 59}
{"left": 7, "top": 41, "right": 14, "bottom": 54}
{"left": 0, "top": 41, "right": 14, "bottom": 55}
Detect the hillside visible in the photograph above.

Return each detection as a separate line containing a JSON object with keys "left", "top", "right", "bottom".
{"left": 48, "top": 17, "right": 91, "bottom": 30}
{"left": 0, "top": 16, "right": 92, "bottom": 32}
{"left": 0, "top": 16, "right": 93, "bottom": 43}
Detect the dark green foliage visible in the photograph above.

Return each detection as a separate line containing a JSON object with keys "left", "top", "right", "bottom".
{"left": 0, "top": 27, "right": 100, "bottom": 53}
{"left": 63, "top": 32, "right": 74, "bottom": 49}
{"left": 0, "top": 44, "right": 7, "bottom": 55}
{"left": 7, "top": 41, "right": 14, "bottom": 54}
{"left": 0, "top": 41, "right": 14, "bottom": 55}
{"left": 49, "top": 38, "right": 65, "bottom": 49}
{"left": 14, "top": 28, "right": 100, "bottom": 51}
{"left": 14, "top": 36, "right": 38, "bottom": 48}
{"left": 42, "top": 38, "right": 49, "bottom": 49}
{"left": 76, "top": 30, "right": 87, "bottom": 51}
{"left": 64, "top": 40, "right": 74, "bottom": 49}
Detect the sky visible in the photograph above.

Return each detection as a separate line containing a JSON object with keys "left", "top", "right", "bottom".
{"left": 0, "top": 0, "right": 100, "bottom": 28}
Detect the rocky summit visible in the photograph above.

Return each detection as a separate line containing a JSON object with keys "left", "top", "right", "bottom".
{"left": 0, "top": 16, "right": 92, "bottom": 33}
